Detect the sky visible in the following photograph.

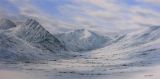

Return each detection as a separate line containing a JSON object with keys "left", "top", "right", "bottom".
{"left": 0, "top": 0, "right": 160, "bottom": 31}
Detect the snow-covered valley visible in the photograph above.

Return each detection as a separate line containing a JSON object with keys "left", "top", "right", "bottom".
{"left": 0, "top": 18, "right": 160, "bottom": 79}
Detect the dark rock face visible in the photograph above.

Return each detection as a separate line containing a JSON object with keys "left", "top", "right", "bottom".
{"left": 16, "top": 18, "right": 65, "bottom": 52}
{"left": 0, "top": 18, "right": 16, "bottom": 30}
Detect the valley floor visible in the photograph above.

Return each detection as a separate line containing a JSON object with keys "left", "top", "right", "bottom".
{"left": 0, "top": 59, "right": 160, "bottom": 79}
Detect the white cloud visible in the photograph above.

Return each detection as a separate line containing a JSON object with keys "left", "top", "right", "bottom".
{"left": 0, "top": 8, "right": 7, "bottom": 17}
{"left": 4, "top": 0, "right": 160, "bottom": 31}
{"left": 7, "top": 0, "right": 76, "bottom": 33}
{"left": 58, "top": 0, "right": 160, "bottom": 30}
{"left": 137, "top": 0, "right": 160, "bottom": 4}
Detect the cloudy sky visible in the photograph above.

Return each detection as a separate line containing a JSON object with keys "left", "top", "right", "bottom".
{"left": 0, "top": 0, "right": 159, "bottom": 31}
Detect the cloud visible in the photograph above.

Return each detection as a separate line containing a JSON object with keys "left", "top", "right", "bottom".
{"left": 9, "top": 0, "right": 45, "bottom": 18}
{"left": 2, "top": 0, "right": 160, "bottom": 32}
{"left": 7, "top": 0, "right": 76, "bottom": 33}
{"left": 137, "top": 0, "right": 160, "bottom": 4}
{"left": 58, "top": 0, "right": 160, "bottom": 30}
{"left": 0, "top": 8, "right": 7, "bottom": 16}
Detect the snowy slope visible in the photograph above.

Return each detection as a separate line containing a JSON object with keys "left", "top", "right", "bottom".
{"left": 15, "top": 18, "right": 65, "bottom": 53}
{"left": 127, "top": 26, "right": 160, "bottom": 41}
{"left": 104, "top": 26, "right": 160, "bottom": 50}
{"left": 1, "top": 26, "right": 159, "bottom": 79}
{"left": 1, "top": 17, "right": 160, "bottom": 79}
{"left": 0, "top": 18, "right": 16, "bottom": 30}
{"left": 0, "top": 31, "right": 58, "bottom": 62}
{"left": 0, "top": 18, "right": 112, "bottom": 62}
{"left": 0, "top": 18, "right": 67, "bottom": 62}
{"left": 55, "top": 29, "right": 112, "bottom": 51}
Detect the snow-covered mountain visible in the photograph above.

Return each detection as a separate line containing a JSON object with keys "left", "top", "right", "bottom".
{"left": 15, "top": 18, "right": 65, "bottom": 53}
{"left": 0, "top": 18, "right": 111, "bottom": 62}
{"left": 0, "top": 18, "right": 16, "bottom": 30}
{"left": 127, "top": 26, "right": 160, "bottom": 42}
{"left": 55, "top": 29, "right": 111, "bottom": 51}
{"left": 0, "top": 31, "right": 54, "bottom": 62}
{"left": 0, "top": 18, "right": 66, "bottom": 62}
{"left": 0, "top": 17, "right": 160, "bottom": 79}
{"left": 117, "top": 26, "right": 160, "bottom": 48}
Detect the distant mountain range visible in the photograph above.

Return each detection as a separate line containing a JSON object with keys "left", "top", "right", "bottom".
{"left": 0, "top": 17, "right": 160, "bottom": 63}
{"left": 0, "top": 18, "right": 111, "bottom": 62}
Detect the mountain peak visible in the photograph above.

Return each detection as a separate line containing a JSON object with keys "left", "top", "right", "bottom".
{"left": 0, "top": 18, "right": 16, "bottom": 30}
{"left": 55, "top": 29, "right": 111, "bottom": 51}
{"left": 16, "top": 18, "right": 65, "bottom": 52}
